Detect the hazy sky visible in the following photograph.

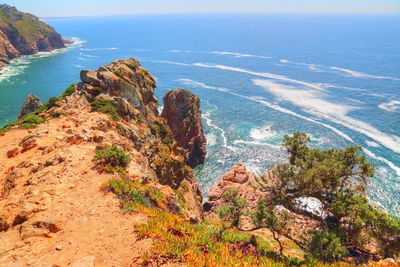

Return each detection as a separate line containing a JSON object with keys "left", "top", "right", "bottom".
{"left": 5, "top": 0, "right": 400, "bottom": 17}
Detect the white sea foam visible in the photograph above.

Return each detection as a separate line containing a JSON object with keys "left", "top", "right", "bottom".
{"left": 80, "top": 47, "right": 117, "bottom": 51}
{"left": 212, "top": 51, "right": 271, "bottom": 59}
{"left": 279, "top": 59, "right": 322, "bottom": 72}
{"left": 378, "top": 100, "right": 400, "bottom": 112}
{"left": 252, "top": 79, "right": 400, "bottom": 155}
{"left": 330, "top": 66, "right": 400, "bottom": 81}
{"left": 233, "top": 140, "right": 280, "bottom": 149}
{"left": 65, "top": 37, "right": 86, "bottom": 48}
{"left": 192, "top": 63, "right": 327, "bottom": 91}
{"left": 250, "top": 125, "right": 276, "bottom": 140}
{"left": 80, "top": 53, "right": 99, "bottom": 58}
{"left": 205, "top": 133, "right": 217, "bottom": 147}
{"left": 178, "top": 78, "right": 354, "bottom": 142}
{"left": 365, "top": 140, "right": 380, "bottom": 148}
{"left": 203, "top": 111, "right": 237, "bottom": 152}
{"left": 363, "top": 148, "right": 400, "bottom": 177}
{"left": 74, "top": 64, "right": 84, "bottom": 69}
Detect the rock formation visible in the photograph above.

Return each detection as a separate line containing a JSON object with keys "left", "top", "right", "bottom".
{"left": 162, "top": 89, "right": 206, "bottom": 168}
{"left": 0, "top": 58, "right": 203, "bottom": 266}
{"left": 0, "top": 4, "right": 65, "bottom": 68}
{"left": 204, "top": 163, "right": 320, "bottom": 246}
{"left": 203, "top": 163, "right": 269, "bottom": 214}
{"left": 19, "top": 94, "right": 42, "bottom": 117}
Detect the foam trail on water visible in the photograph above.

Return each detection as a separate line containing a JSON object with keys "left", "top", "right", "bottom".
{"left": 365, "top": 141, "right": 380, "bottom": 148}
{"left": 212, "top": 51, "right": 271, "bottom": 59}
{"left": 178, "top": 78, "right": 354, "bottom": 142}
{"left": 80, "top": 47, "right": 118, "bottom": 51}
{"left": 330, "top": 66, "right": 400, "bottom": 81}
{"left": 233, "top": 140, "right": 281, "bottom": 149}
{"left": 192, "top": 63, "right": 327, "bottom": 91}
{"left": 378, "top": 100, "right": 400, "bottom": 112}
{"left": 168, "top": 50, "right": 192, "bottom": 53}
{"left": 279, "top": 59, "right": 322, "bottom": 72}
{"left": 252, "top": 79, "right": 400, "bottom": 155}
{"left": 202, "top": 111, "right": 237, "bottom": 152}
{"left": 363, "top": 148, "right": 400, "bottom": 177}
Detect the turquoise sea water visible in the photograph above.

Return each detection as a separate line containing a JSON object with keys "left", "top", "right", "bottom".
{"left": 0, "top": 14, "right": 399, "bottom": 213}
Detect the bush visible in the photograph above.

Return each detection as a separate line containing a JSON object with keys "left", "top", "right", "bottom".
{"left": 91, "top": 99, "right": 120, "bottom": 120}
{"left": 113, "top": 70, "right": 124, "bottom": 78}
{"left": 59, "top": 83, "right": 76, "bottom": 98}
{"left": 93, "top": 145, "right": 131, "bottom": 173}
{"left": 307, "top": 231, "right": 349, "bottom": 262}
{"left": 49, "top": 111, "right": 65, "bottom": 118}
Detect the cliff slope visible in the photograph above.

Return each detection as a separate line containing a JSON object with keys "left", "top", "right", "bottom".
{"left": 0, "top": 58, "right": 203, "bottom": 266}
{"left": 0, "top": 4, "right": 65, "bottom": 68}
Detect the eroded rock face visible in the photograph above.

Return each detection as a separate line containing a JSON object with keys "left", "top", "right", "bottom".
{"left": 162, "top": 89, "right": 206, "bottom": 168}
{"left": 19, "top": 94, "right": 42, "bottom": 117}
{"left": 204, "top": 163, "right": 268, "bottom": 214}
{"left": 0, "top": 4, "right": 65, "bottom": 69}
{"left": 78, "top": 58, "right": 158, "bottom": 121}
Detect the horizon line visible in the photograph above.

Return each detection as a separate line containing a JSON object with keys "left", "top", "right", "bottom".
{"left": 40, "top": 9, "right": 400, "bottom": 19}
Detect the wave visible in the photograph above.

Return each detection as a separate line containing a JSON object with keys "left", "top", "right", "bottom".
{"left": 279, "top": 59, "right": 322, "bottom": 72}
{"left": 378, "top": 100, "right": 400, "bottom": 112}
{"left": 192, "top": 63, "right": 327, "bottom": 91}
{"left": 252, "top": 79, "right": 400, "bottom": 155}
{"left": 178, "top": 78, "right": 354, "bottom": 142}
{"left": 233, "top": 140, "right": 280, "bottom": 149}
{"left": 330, "top": 66, "right": 400, "bottom": 81}
{"left": 250, "top": 124, "right": 276, "bottom": 141}
{"left": 365, "top": 140, "right": 380, "bottom": 148}
{"left": 212, "top": 51, "right": 271, "bottom": 59}
{"left": 74, "top": 64, "right": 84, "bottom": 69}
{"left": 79, "top": 52, "right": 99, "bottom": 58}
{"left": 202, "top": 111, "right": 237, "bottom": 152}
{"left": 65, "top": 37, "right": 86, "bottom": 48}
{"left": 80, "top": 47, "right": 118, "bottom": 51}
{"left": 363, "top": 148, "right": 400, "bottom": 177}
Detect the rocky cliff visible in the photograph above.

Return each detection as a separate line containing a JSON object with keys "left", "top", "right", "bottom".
{"left": 162, "top": 89, "right": 206, "bottom": 168}
{"left": 0, "top": 4, "right": 65, "bottom": 68}
{"left": 0, "top": 58, "right": 203, "bottom": 266}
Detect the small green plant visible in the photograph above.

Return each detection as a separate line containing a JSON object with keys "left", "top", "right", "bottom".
{"left": 59, "top": 83, "right": 76, "bottom": 98}
{"left": 92, "top": 145, "right": 131, "bottom": 173}
{"left": 252, "top": 200, "right": 293, "bottom": 257}
{"left": 150, "top": 122, "right": 174, "bottom": 146}
{"left": 307, "top": 231, "right": 349, "bottom": 263}
{"left": 214, "top": 189, "right": 248, "bottom": 242}
{"left": 0, "top": 114, "right": 45, "bottom": 132}
{"left": 113, "top": 70, "right": 125, "bottom": 78}
{"left": 91, "top": 99, "right": 120, "bottom": 120}
{"left": 104, "top": 178, "right": 166, "bottom": 212}
{"left": 49, "top": 111, "right": 65, "bottom": 118}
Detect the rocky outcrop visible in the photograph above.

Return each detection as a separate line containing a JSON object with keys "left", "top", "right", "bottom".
{"left": 203, "top": 163, "right": 269, "bottom": 214}
{"left": 162, "top": 89, "right": 206, "bottom": 168}
{"left": 0, "top": 4, "right": 65, "bottom": 68}
{"left": 78, "top": 58, "right": 158, "bottom": 121}
{"left": 19, "top": 94, "right": 42, "bottom": 117}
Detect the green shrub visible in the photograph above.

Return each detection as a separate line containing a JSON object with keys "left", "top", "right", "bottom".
{"left": 93, "top": 145, "right": 131, "bottom": 173}
{"left": 307, "top": 231, "right": 349, "bottom": 262}
{"left": 113, "top": 70, "right": 124, "bottom": 78}
{"left": 59, "top": 83, "right": 76, "bottom": 99}
{"left": 49, "top": 111, "right": 65, "bottom": 118}
{"left": 91, "top": 99, "right": 120, "bottom": 120}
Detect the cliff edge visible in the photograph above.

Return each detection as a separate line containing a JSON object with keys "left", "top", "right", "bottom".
{"left": 0, "top": 4, "right": 65, "bottom": 68}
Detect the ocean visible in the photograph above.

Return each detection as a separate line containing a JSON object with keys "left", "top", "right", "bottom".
{"left": 0, "top": 13, "right": 399, "bottom": 213}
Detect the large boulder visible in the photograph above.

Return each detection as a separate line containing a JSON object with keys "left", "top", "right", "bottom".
{"left": 19, "top": 94, "right": 42, "bottom": 118}
{"left": 161, "top": 89, "right": 206, "bottom": 168}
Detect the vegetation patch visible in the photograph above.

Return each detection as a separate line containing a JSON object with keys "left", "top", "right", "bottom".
{"left": 92, "top": 144, "right": 131, "bottom": 173}
{"left": 0, "top": 114, "right": 45, "bottom": 133}
{"left": 101, "top": 178, "right": 166, "bottom": 213}
{"left": 113, "top": 69, "right": 125, "bottom": 78}
{"left": 91, "top": 99, "right": 120, "bottom": 120}
{"left": 150, "top": 121, "right": 174, "bottom": 146}
{"left": 49, "top": 111, "right": 65, "bottom": 118}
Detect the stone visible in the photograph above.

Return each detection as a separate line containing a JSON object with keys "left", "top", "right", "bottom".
{"left": 19, "top": 94, "right": 42, "bottom": 118}
{"left": 162, "top": 89, "right": 206, "bottom": 168}
{"left": 80, "top": 70, "right": 101, "bottom": 86}
{"left": 69, "top": 256, "right": 96, "bottom": 267}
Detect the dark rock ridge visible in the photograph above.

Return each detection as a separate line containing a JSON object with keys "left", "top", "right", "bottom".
{"left": 162, "top": 89, "right": 206, "bottom": 168}
{"left": 0, "top": 4, "right": 65, "bottom": 68}
{"left": 19, "top": 94, "right": 42, "bottom": 118}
